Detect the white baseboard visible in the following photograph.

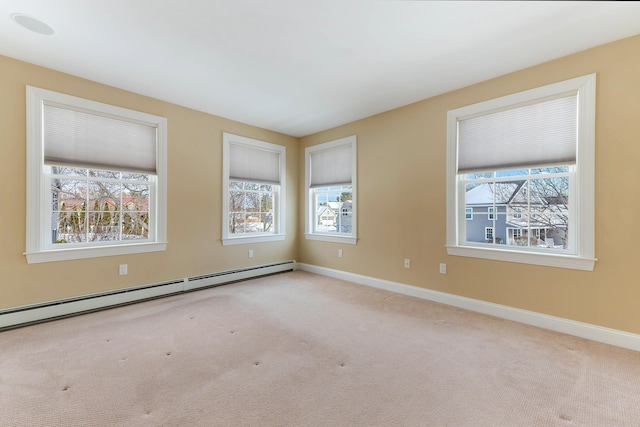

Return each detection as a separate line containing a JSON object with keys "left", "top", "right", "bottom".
{"left": 0, "top": 261, "right": 295, "bottom": 330}
{"left": 297, "top": 263, "right": 640, "bottom": 352}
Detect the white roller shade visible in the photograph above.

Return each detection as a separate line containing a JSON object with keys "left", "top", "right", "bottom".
{"left": 229, "top": 143, "right": 281, "bottom": 184}
{"left": 457, "top": 94, "right": 577, "bottom": 173}
{"left": 310, "top": 143, "right": 352, "bottom": 187}
{"left": 43, "top": 103, "right": 158, "bottom": 174}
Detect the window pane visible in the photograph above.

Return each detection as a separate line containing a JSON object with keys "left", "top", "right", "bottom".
{"left": 530, "top": 177, "right": 569, "bottom": 249}
{"left": 243, "top": 213, "right": 263, "bottom": 233}
{"left": 261, "top": 212, "right": 274, "bottom": 232}
{"left": 89, "top": 169, "right": 120, "bottom": 179}
{"left": 122, "top": 184, "right": 150, "bottom": 213}
{"left": 229, "top": 191, "right": 245, "bottom": 212}
{"left": 229, "top": 213, "right": 245, "bottom": 234}
{"left": 496, "top": 169, "right": 529, "bottom": 177}
{"left": 245, "top": 192, "right": 261, "bottom": 213}
{"left": 52, "top": 178, "right": 88, "bottom": 243}
{"left": 121, "top": 172, "right": 150, "bottom": 181}
{"left": 50, "top": 166, "right": 87, "bottom": 177}
{"left": 122, "top": 211, "right": 149, "bottom": 240}
{"left": 465, "top": 171, "right": 494, "bottom": 180}
{"left": 260, "top": 193, "right": 274, "bottom": 213}
{"left": 531, "top": 166, "right": 569, "bottom": 175}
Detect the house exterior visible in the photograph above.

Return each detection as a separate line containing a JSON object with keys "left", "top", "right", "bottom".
{"left": 317, "top": 206, "right": 336, "bottom": 226}
{"left": 465, "top": 182, "right": 567, "bottom": 248}
{"left": 318, "top": 201, "right": 352, "bottom": 233}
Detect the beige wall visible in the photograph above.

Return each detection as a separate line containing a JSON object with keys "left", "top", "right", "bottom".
{"left": 299, "top": 35, "right": 640, "bottom": 335}
{"left": 0, "top": 55, "right": 298, "bottom": 310}
{"left": 3, "top": 34, "right": 640, "bottom": 336}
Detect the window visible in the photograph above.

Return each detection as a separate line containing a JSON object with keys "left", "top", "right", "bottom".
{"left": 465, "top": 207, "right": 473, "bottom": 220}
{"left": 446, "top": 74, "right": 596, "bottom": 271}
{"left": 512, "top": 207, "right": 522, "bottom": 219}
{"left": 26, "top": 86, "right": 167, "bottom": 263}
{"left": 485, "top": 227, "right": 494, "bottom": 241}
{"left": 222, "top": 133, "right": 286, "bottom": 245}
{"left": 305, "top": 135, "right": 357, "bottom": 244}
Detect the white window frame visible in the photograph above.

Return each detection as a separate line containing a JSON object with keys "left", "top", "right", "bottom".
{"left": 305, "top": 135, "right": 357, "bottom": 244}
{"left": 222, "top": 133, "right": 286, "bottom": 246}
{"left": 485, "top": 227, "right": 494, "bottom": 241}
{"left": 512, "top": 206, "right": 523, "bottom": 219}
{"left": 488, "top": 207, "right": 495, "bottom": 220}
{"left": 465, "top": 207, "right": 473, "bottom": 220}
{"left": 25, "top": 86, "right": 167, "bottom": 264}
{"left": 446, "top": 74, "right": 596, "bottom": 271}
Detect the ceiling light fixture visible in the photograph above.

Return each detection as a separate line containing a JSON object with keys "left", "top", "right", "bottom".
{"left": 10, "top": 13, "right": 55, "bottom": 36}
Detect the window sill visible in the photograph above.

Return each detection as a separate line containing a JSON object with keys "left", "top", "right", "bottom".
{"left": 305, "top": 233, "right": 357, "bottom": 245}
{"left": 25, "top": 242, "right": 167, "bottom": 264}
{"left": 222, "top": 234, "right": 285, "bottom": 246}
{"left": 446, "top": 245, "right": 595, "bottom": 271}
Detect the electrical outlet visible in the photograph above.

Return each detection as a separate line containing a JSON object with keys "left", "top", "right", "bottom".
{"left": 338, "top": 249, "right": 343, "bottom": 258}
{"left": 248, "top": 250, "right": 254, "bottom": 258}
{"left": 439, "top": 263, "right": 447, "bottom": 274}
{"left": 119, "top": 264, "right": 128, "bottom": 275}
{"left": 404, "top": 259, "right": 411, "bottom": 269}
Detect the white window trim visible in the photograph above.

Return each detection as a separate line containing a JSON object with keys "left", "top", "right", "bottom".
{"left": 465, "top": 207, "right": 473, "bottom": 220}
{"left": 485, "top": 227, "right": 494, "bottom": 240}
{"left": 25, "top": 86, "right": 167, "bottom": 264}
{"left": 305, "top": 135, "right": 357, "bottom": 245}
{"left": 221, "top": 133, "right": 286, "bottom": 246}
{"left": 446, "top": 74, "right": 596, "bottom": 271}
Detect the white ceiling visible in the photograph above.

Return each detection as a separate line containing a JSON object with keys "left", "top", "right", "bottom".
{"left": 2, "top": 1, "right": 640, "bottom": 137}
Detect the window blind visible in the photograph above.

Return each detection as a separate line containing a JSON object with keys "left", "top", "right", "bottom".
{"left": 457, "top": 94, "right": 577, "bottom": 173}
{"left": 43, "top": 103, "right": 158, "bottom": 174}
{"left": 310, "top": 143, "right": 352, "bottom": 187}
{"left": 229, "top": 143, "right": 281, "bottom": 184}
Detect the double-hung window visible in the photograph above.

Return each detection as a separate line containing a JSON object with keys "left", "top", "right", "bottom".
{"left": 26, "top": 86, "right": 167, "bottom": 263}
{"left": 446, "top": 74, "right": 596, "bottom": 271}
{"left": 222, "top": 133, "right": 286, "bottom": 245}
{"left": 305, "top": 135, "right": 357, "bottom": 244}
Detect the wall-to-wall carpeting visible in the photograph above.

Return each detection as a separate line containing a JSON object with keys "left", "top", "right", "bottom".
{"left": 1, "top": 271, "right": 639, "bottom": 426}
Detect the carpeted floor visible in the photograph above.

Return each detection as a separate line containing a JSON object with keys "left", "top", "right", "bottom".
{"left": 1, "top": 271, "right": 639, "bottom": 426}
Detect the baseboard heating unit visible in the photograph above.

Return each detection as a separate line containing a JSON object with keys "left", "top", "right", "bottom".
{"left": 0, "top": 260, "right": 296, "bottom": 331}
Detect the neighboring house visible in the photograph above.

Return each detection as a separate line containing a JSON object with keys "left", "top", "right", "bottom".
{"left": 320, "top": 200, "right": 352, "bottom": 233}
{"left": 317, "top": 206, "right": 336, "bottom": 226}
{"left": 465, "top": 183, "right": 514, "bottom": 244}
{"left": 465, "top": 182, "right": 567, "bottom": 248}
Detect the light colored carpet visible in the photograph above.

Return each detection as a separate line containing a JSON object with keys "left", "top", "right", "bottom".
{"left": 1, "top": 271, "right": 639, "bottom": 426}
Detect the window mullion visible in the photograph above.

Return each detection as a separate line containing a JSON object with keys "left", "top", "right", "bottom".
{"left": 526, "top": 178, "right": 531, "bottom": 247}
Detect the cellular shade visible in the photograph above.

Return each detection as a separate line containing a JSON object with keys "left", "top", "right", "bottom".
{"left": 229, "top": 143, "right": 281, "bottom": 184}
{"left": 457, "top": 94, "right": 577, "bottom": 173}
{"left": 310, "top": 144, "right": 352, "bottom": 187}
{"left": 43, "top": 103, "right": 157, "bottom": 174}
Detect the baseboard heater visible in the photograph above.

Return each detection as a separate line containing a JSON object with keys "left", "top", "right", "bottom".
{"left": 0, "top": 260, "right": 296, "bottom": 331}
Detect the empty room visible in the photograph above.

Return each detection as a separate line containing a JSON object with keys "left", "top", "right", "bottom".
{"left": 2, "top": 1, "right": 640, "bottom": 426}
